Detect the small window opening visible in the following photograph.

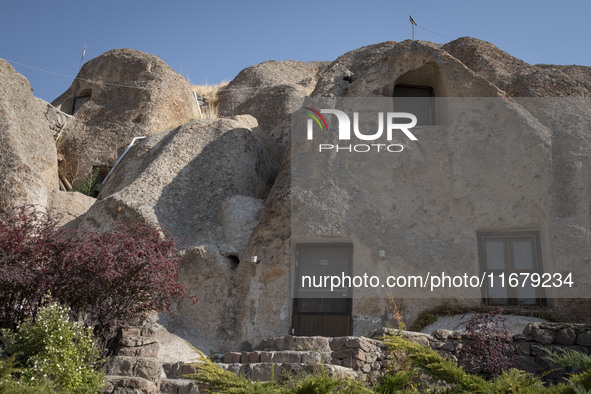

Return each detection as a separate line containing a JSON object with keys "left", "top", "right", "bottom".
{"left": 393, "top": 84, "right": 435, "bottom": 126}
{"left": 71, "top": 89, "right": 92, "bottom": 114}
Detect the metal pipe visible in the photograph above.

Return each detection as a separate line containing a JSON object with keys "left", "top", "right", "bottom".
{"left": 100, "top": 136, "right": 147, "bottom": 186}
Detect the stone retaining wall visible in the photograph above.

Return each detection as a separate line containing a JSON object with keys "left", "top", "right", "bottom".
{"left": 372, "top": 322, "right": 591, "bottom": 383}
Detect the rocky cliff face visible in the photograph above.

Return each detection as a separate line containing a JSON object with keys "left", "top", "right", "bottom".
{"left": 51, "top": 49, "right": 200, "bottom": 187}
{"left": 0, "top": 59, "right": 94, "bottom": 223}
{"left": 2, "top": 38, "right": 590, "bottom": 356}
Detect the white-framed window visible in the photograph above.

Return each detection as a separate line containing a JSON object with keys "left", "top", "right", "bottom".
{"left": 477, "top": 231, "right": 545, "bottom": 306}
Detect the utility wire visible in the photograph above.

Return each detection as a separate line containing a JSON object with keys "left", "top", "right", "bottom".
{"left": 416, "top": 25, "right": 453, "bottom": 41}
{"left": 2, "top": 58, "right": 270, "bottom": 94}
{"left": 3, "top": 57, "right": 260, "bottom": 93}
{"left": 4, "top": 58, "right": 150, "bottom": 90}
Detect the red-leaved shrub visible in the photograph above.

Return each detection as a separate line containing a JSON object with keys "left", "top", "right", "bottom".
{"left": 0, "top": 206, "right": 194, "bottom": 337}
{"left": 457, "top": 308, "right": 516, "bottom": 378}
{"left": 0, "top": 207, "right": 69, "bottom": 330}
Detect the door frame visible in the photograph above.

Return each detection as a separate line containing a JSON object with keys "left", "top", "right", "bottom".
{"left": 291, "top": 243, "right": 354, "bottom": 336}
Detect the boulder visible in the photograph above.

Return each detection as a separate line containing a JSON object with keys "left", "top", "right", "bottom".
{"left": 0, "top": 59, "right": 58, "bottom": 210}
{"left": 219, "top": 60, "right": 326, "bottom": 125}
{"left": 443, "top": 37, "right": 590, "bottom": 97}
{"left": 312, "top": 41, "right": 400, "bottom": 97}
{"left": 74, "top": 117, "right": 274, "bottom": 352}
{"left": 0, "top": 58, "right": 93, "bottom": 223}
{"left": 52, "top": 49, "right": 200, "bottom": 186}
{"left": 340, "top": 39, "right": 501, "bottom": 98}
{"left": 219, "top": 60, "right": 328, "bottom": 165}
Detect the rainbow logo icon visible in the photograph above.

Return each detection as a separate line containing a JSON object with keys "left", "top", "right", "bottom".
{"left": 303, "top": 107, "right": 329, "bottom": 131}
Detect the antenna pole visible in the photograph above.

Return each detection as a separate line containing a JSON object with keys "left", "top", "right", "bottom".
{"left": 79, "top": 44, "right": 87, "bottom": 70}
{"left": 409, "top": 16, "right": 417, "bottom": 40}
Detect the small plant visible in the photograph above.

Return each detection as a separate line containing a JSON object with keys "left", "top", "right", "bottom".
{"left": 541, "top": 347, "right": 591, "bottom": 371}
{"left": 457, "top": 308, "right": 516, "bottom": 378}
{"left": 72, "top": 168, "right": 100, "bottom": 196}
{"left": 1, "top": 301, "right": 105, "bottom": 393}
{"left": 374, "top": 370, "right": 419, "bottom": 393}
{"left": 386, "top": 296, "right": 406, "bottom": 331}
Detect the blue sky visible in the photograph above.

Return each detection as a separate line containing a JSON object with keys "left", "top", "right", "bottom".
{"left": 1, "top": 1, "right": 589, "bottom": 102}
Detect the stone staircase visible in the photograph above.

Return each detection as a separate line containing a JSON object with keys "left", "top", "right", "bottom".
{"left": 103, "top": 326, "right": 200, "bottom": 394}
{"left": 103, "top": 332, "right": 393, "bottom": 392}
{"left": 217, "top": 335, "right": 391, "bottom": 383}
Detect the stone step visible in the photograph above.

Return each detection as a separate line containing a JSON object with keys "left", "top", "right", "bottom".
{"left": 103, "top": 375, "right": 158, "bottom": 394}
{"left": 162, "top": 362, "right": 200, "bottom": 380}
{"left": 160, "top": 378, "right": 201, "bottom": 393}
{"left": 222, "top": 350, "right": 325, "bottom": 364}
{"left": 219, "top": 362, "right": 359, "bottom": 382}
{"left": 256, "top": 335, "right": 331, "bottom": 352}
{"left": 106, "top": 356, "right": 162, "bottom": 383}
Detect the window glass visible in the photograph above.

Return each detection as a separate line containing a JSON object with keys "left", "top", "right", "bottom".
{"left": 513, "top": 241, "right": 533, "bottom": 269}
{"left": 485, "top": 241, "right": 505, "bottom": 270}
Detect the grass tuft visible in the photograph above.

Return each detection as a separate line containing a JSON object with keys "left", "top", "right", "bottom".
{"left": 191, "top": 82, "right": 228, "bottom": 119}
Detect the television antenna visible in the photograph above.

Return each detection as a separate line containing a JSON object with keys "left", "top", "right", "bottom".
{"left": 409, "top": 16, "right": 417, "bottom": 40}
{"left": 79, "top": 43, "right": 87, "bottom": 70}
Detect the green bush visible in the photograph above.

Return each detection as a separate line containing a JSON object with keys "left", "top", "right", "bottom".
{"left": 379, "top": 333, "right": 591, "bottom": 393}
{"left": 187, "top": 353, "right": 371, "bottom": 393}
{"left": 1, "top": 302, "right": 105, "bottom": 393}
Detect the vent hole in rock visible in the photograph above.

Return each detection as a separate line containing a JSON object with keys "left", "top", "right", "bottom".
{"left": 227, "top": 255, "right": 240, "bottom": 270}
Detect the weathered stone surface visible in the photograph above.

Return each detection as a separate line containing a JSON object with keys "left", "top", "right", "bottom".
{"left": 0, "top": 59, "right": 93, "bottom": 225}
{"left": 332, "top": 348, "right": 365, "bottom": 362}
{"left": 432, "top": 340, "right": 455, "bottom": 352}
{"left": 52, "top": 48, "right": 200, "bottom": 186}
{"left": 160, "top": 378, "right": 200, "bottom": 394}
{"left": 537, "top": 64, "right": 591, "bottom": 92}
{"left": 218, "top": 195, "right": 265, "bottom": 256}
{"left": 22, "top": 36, "right": 589, "bottom": 358}
{"left": 576, "top": 331, "right": 591, "bottom": 347}
{"left": 555, "top": 327, "right": 577, "bottom": 346}
{"left": 219, "top": 60, "right": 327, "bottom": 167}
{"left": 222, "top": 352, "right": 242, "bottom": 364}
{"left": 523, "top": 324, "right": 534, "bottom": 335}
{"left": 0, "top": 59, "right": 58, "bottom": 211}
{"left": 48, "top": 190, "right": 95, "bottom": 227}
{"left": 515, "top": 342, "right": 531, "bottom": 356}
{"left": 443, "top": 37, "right": 590, "bottom": 97}
{"left": 259, "top": 350, "right": 301, "bottom": 363}
{"left": 103, "top": 376, "right": 158, "bottom": 394}
{"left": 532, "top": 327, "right": 555, "bottom": 345}
{"left": 344, "top": 337, "right": 371, "bottom": 352}
{"left": 219, "top": 60, "right": 325, "bottom": 130}
{"left": 106, "top": 356, "right": 162, "bottom": 383}
{"left": 118, "top": 342, "right": 160, "bottom": 358}
{"left": 432, "top": 329, "right": 453, "bottom": 341}
{"left": 119, "top": 335, "right": 158, "bottom": 348}
{"left": 161, "top": 362, "right": 200, "bottom": 380}
{"left": 513, "top": 334, "right": 533, "bottom": 342}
